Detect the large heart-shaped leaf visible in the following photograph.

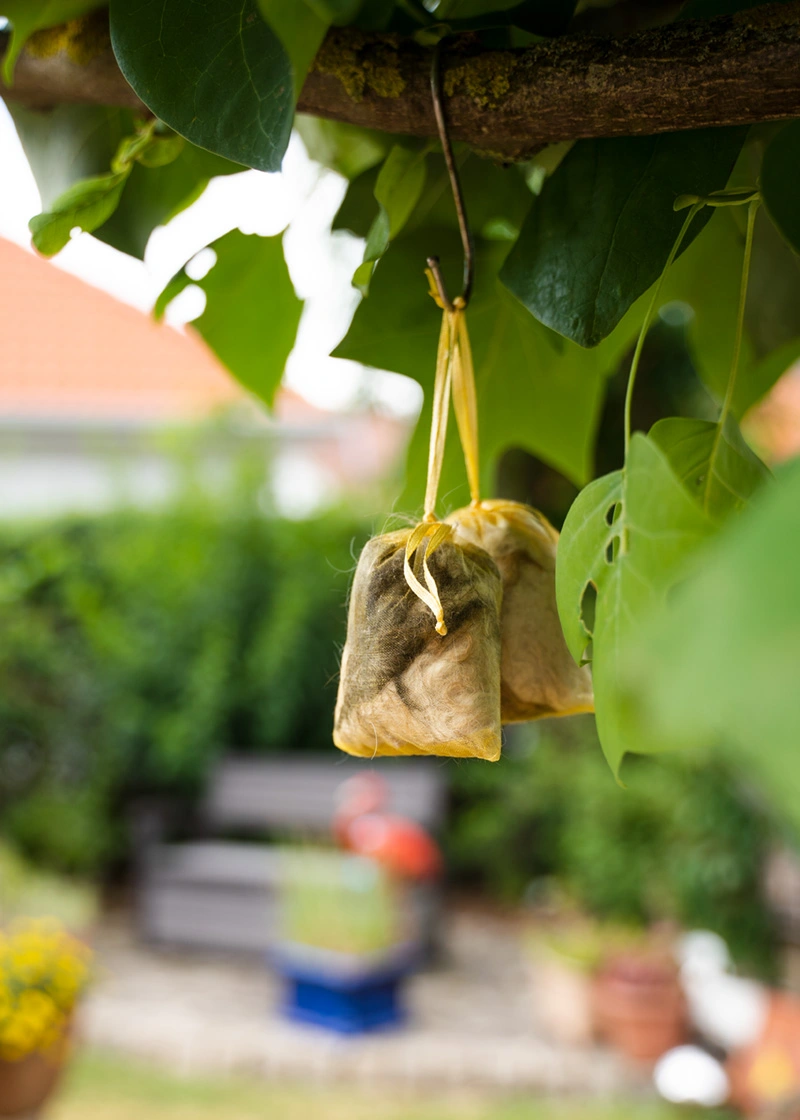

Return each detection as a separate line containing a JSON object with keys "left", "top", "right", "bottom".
{"left": 648, "top": 208, "right": 800, "bottom": 415}
{"left": 556, "top": 433, "right": 715, "bottom": 773}
{"left": 155, "top": 229, "right": 302, "bottom": 406}
{"left": 500, "top": 129, "right": 746, "bottom": 347}
{"left": 650, "top": 415, "right": 769, "bottom": 523}
{"left": 110, "top": 0, "right": 294, "bottom": 172}
{"left": 761, "top": 120, "right": 800, "bottom": 257}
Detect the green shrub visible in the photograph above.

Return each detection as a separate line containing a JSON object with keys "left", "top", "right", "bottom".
{"left": 446, "top": 717, "right": 778, "bottom": 977}
{"left": 0, "top": 488, "right": 368, "bottom": 872}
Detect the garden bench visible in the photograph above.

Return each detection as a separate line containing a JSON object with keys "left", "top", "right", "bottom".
{"left": 133, "top": 755, "right": 448, "bottom": 954}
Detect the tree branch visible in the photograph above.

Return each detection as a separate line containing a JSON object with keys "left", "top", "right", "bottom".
{"left": 2, "top": 3, "right": 800, "bottom": 161}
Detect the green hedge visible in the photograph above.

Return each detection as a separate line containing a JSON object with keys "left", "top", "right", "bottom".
{"left": 0, "top": 493, "right": 368, "bottom": 872}
{"left": 447, "top": 717, "right": 778, "bottom": 977}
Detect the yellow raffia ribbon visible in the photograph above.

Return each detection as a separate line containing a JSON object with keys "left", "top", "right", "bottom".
{"left": 403, "top": 521, "right": 453, "bottom": 636}
{"left": 402, "top": 275, "right": 481, "bottom": 635}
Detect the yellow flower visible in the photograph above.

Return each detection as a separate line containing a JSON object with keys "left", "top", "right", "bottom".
{"left": 0, "top": 918, "right": 91, "bottom": 1059}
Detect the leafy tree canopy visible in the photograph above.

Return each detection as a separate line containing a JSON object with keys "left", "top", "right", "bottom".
{"left": 2, "top": 0, "right": 800, "bottom": 817}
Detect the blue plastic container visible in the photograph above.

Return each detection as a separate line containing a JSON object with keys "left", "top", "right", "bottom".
{"left": 272, "top": 942, "right": 416, "bottom": 1034}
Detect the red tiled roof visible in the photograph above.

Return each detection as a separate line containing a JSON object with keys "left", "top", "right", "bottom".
{"left": 0, "top": 236, "right": 243, "bottom": 420}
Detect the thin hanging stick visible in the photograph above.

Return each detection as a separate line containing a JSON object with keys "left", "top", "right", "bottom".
{"left": 427, "top": 41, "right": 475, "bottom": 311}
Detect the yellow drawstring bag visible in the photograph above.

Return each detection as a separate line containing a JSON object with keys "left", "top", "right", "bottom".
{"left": 438, "top": 292, "right": 594, "bottom": 724}
{"left": 446, "top": 500, "right": 594, "bottom": 723}
{"left": 333, "top": 298, "right": 503, "bottom": 761}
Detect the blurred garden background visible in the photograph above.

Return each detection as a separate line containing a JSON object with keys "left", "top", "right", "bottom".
{"left": 2, "top": 19, "right": 800, "bottom": 1117}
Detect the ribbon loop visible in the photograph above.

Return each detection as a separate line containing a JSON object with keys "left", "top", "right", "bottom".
{"left": 402, "top": 275, "right": 482, "bottom": 634}
{"left": 403, "top": 521, "right": 453, "bottom": 635}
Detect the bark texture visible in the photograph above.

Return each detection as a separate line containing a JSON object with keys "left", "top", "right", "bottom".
{"left": 2, "top": 3, "right": 800, "bottom": 159}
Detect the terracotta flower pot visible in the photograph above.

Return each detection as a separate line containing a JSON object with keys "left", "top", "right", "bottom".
{"left": 592, "top": 951, "right": 687, "bottom": 1062}
{"left": 0, "top": 1053, "right": 65, "bottom": 1118}
{"left": 0, "top": 1025, "right": 72, "bottom": 1118}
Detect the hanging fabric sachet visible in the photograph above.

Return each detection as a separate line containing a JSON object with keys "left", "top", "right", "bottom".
{"left": 333, "top": 294, "right": 503, "bottom": 761}
{"left": 441, "top": 304, "right": 594, "bottom": 724}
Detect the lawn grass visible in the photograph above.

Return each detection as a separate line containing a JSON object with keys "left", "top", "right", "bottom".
{"left": 50, "top": 1050, "right": 732, "bottom": 1120}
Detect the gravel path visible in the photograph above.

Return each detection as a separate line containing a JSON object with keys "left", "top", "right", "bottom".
{"left": 80, "top": 907, "right": 646, "bottom": 1094}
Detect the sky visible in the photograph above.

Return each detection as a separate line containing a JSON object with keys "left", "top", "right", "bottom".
{"left": 0, "top": 103, "right": 421, "bottom": 419}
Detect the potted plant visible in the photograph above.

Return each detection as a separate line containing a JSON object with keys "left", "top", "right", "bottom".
{"left": 525, "top": 917, "right": 611, "bottom": 1046}
{"left": 592, "top": 941, "right": 687, "bottom": 1063}
{"left": 272, "top": 848, "right": 418, "bottom": 1034}
{"left": 525, "top": 909, "right": 654, "bottom": 1047}
{"left": 0, "top": 918, "right": 92, "bottom": 1117}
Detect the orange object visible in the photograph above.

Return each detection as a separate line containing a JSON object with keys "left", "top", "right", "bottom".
{"left": 727, "top": 994, "right": 800, "bottom": 1117}
{"left": 0, "top": 1020, "right": 72, "bottom": 1118}
{"left": 592, "top": 951, "right": 687, "bottom": 1063}
{"left": 333, "top": 774, "right": 442, "bottom": 881}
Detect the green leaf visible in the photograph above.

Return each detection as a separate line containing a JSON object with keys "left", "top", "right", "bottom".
{"left": 0, "top": 0, "right": 103, "bottom": 84}
{"left": 155, "top": 230, "right": 302, "bottom": 407}
{"left": 25, "top": 119, "right": 205, "bottom": 257}
{"left": 295, "top": 116, "right": 389, "bottom": 179}
{"left": 95, "top": 144, "right": 243, "bottom": 260}
{"left": 354, "top": 143, "right": 428, "bottom": 294}
{"left": 556, "top": 434, "right": 715, "bottom": 773}
{"left": 618, "top": 456, "right": 800, "bottom": 833}
{"left": 8, "top": 104, "right": 130, "bottom": 207}
{"left": 761, "top": 120, "right": 800, "bottom": 255}
{"left": 332, "top": 165, "right": 381, "bottom": 237}
{"left": 650, "top": 415, "right": 769, "bottom": 522}
{"left": 257, "top": 0, "right": 329, "bottom": 96}
{"left": 648, "top": 208, "right": 800, "bottom": 415}
{"left": 352, "top": 0, "right": 396, "bottom": 30}
{"left": 335, "top": 229, "right": 632, "bottom": 497}
{"left": 29, "top": 170, "right": 129, "bottom": 256}
{"left": 408, "top": 152, "right": 533, "bottom": 241}
{"left": 136, "top": 132, "right": 185, "bottom": 168}
{"left": 555, "top": 470, "right": 622, "bottom": 665}
{"left": 109, "top": 0, "right": 294, "bottom": 173}
{"left": 439, "top": 0, "right": 576, "bottom": 33}
{"left": 306, "top": 0, "right": 363, "bottom": 21}
{"left": 500, "top": 129, "right": 746, "bottom": 347}
{"left": 334, "top": 149, "right": 533, "bottom": 244}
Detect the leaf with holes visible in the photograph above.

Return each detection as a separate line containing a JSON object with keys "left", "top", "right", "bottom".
{"left": 556, "top": 433, "right": 715, "bottom": 773}
{"left": 110, "top": 0, "right": 294, "bottom": 172}
{"left": 154, "top": 229, "right": 302, "bottom": 406}
{"left": 500, "top": 129, "right": 746, "bottom": 347}
{"left": 650, "top": 415, "right": 769, "bottom": 522}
